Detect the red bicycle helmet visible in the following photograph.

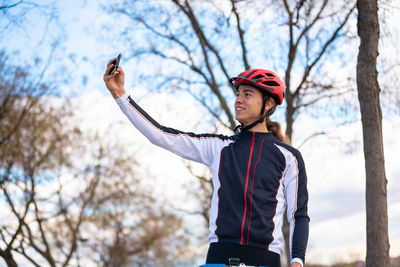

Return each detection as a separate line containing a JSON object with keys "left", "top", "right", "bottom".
{"left": 229, "top": 69, "right": 286, "bottom": 105}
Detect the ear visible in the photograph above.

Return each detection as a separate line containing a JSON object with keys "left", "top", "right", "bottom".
{"left": 263, "top": 98, "right": 276, "bottom": 116}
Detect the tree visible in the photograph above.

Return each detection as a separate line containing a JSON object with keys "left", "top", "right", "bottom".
{"left": 77, "top": 127, "right": 192, "bottom": 266}
{"left": 0, "top": 56, "right": 190, "bottom": 266}
{"left": 0, "top": 91, "right": 79, "bottom": 266}
{"left": 0, "top": 51, "right": 52, "bottom": 146}
{"left": 105, "top": 0, "right": 356, "bottom": 263}
{"left": 356, "top": 0, "right": 389, "bottom": 266}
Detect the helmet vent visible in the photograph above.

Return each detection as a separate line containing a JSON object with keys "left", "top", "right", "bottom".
{"left": 262, "top": 81, "right": 280, "bottom": 86}
{"left": 252, "top": 74, "right": 265, "bottom": 80}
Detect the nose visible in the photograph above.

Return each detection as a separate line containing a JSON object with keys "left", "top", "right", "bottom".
{"left": 235, "top": 93, "right": 243, "bottom": 104}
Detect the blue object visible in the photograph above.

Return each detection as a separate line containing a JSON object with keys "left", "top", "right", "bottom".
{"left": 199, "top": 265, "right": 270, "bottom": 267}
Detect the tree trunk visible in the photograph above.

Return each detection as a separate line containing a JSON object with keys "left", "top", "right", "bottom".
{"left": 283, "top": 91, "right": 295, "bottom": 265}
{"left": 356, "top": 0, "right": 389, "bottom": 266}
{"left": 0, "top": 249, "right": 18, "bottom": 267}
{"left": 282, "top": 218, "right": 290, "bottom": 266}
{"left": 285, "top": 92, "right": 295, "bottom": 142}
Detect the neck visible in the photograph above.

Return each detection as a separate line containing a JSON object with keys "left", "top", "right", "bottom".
{"left": 238, "top": 116, "right": 269, "bottom": 133}
{"left": 247, "top": 123, "right": 268, "bottom": 133}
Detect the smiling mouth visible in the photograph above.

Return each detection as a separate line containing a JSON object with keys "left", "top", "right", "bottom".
{"left": 235, "top": 106, "right": 245, "bottom": 111}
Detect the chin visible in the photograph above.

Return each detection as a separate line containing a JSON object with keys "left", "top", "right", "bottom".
{"left": 236, "top": 115, "right": 246, "bottom": 122}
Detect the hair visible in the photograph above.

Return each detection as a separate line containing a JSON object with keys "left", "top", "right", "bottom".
{"left": 265, "top": 117, "right": 291, "bottom": 144}
{"left": 263, "top": 95, "right": 291, "bottom": 145}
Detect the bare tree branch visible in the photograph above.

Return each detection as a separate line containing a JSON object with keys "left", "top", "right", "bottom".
{"left": 293, "top": 3, "right": 357, "bottom": 98}
{"left": 230, "top": 0, "right": 250, "bottom": 70}
{"left": 0, "top": 0, "right": 23, "bottom": 10}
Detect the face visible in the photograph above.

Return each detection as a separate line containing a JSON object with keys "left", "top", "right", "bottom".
{"left": 234, "top": 85, "right": 264, "bottom": 126}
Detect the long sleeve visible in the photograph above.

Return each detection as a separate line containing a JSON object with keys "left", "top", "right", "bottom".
{"left": 115, "top": 93, "right": 233, "bottom": 166}
{"left": 280, "top": 147, "right": 310, "bottom": 266}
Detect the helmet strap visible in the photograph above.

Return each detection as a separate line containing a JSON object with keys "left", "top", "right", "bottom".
{"left": 235, "top": 96, "right": 276, "bottom": 132}
{"left": 237, "top": 116, "right": 265, "bottom": 132}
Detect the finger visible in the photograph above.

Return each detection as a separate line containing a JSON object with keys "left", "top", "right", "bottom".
{"left": 106, "top": 57, "right": 116, "bottom": 68}
{"left": 112, "top": 66, "right": 122, "bottom": 75}
{"left": 104, "top": 64, "right": 116, "bottom": 77}
{"left": 104, "top": 58, "right": 117, "bottom": 75}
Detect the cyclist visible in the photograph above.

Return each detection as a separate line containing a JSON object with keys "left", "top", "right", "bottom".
{"left": 103, "top": 59, "right": 309, "bottom": 267}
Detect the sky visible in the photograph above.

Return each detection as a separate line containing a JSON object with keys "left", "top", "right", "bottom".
{"left": 1, "top": 0, "right": 400, "bottom": 265}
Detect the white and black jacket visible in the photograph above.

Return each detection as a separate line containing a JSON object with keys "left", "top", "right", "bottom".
{"left": 116, "top": 93, "right": 309, "bottom": 266}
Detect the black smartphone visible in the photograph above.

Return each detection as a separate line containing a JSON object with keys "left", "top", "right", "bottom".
{"left": 110, "top": 54, "right": 121, "bottom": 75}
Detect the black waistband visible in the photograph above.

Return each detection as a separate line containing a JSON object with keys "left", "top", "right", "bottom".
{"left": 206, "top": 242, "right": 281, "bottom": 267}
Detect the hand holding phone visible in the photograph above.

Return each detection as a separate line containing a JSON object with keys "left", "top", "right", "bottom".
{"left": 104, "top": 54, "right": 126, "bottom": 99}
{"left": 109, "top": 53, "right": 121, "bottom": 75}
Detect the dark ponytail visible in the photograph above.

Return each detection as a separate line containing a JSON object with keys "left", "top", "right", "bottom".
{"left": 265, "top": 117, "right": 291, "bottom": 145}
{"left": 262, "top": 95, "right": 291, "bottom": 144}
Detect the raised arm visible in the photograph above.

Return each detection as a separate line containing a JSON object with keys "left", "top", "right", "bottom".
{"left": 103, "top": 58, "right": 233, "bottom": 166}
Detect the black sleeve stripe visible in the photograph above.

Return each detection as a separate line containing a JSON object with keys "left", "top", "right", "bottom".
{"left": 126, "top": 96, "right": 234, "bottom": 142}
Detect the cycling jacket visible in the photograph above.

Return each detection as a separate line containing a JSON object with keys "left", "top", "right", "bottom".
{"left": 115, "top": 93, "right": 309, "bottom": 266}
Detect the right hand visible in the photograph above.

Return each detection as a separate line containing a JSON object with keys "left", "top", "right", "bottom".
{"left": 103, "top": 57, "right": 126, "bottom": 99}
